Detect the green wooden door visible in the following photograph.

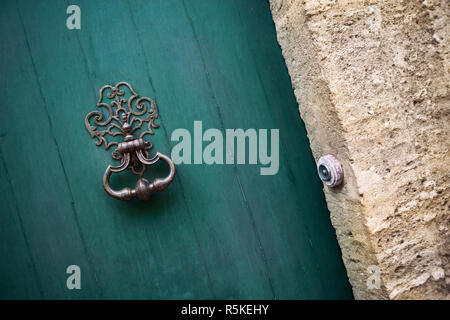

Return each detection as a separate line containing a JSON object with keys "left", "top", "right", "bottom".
{"left": 0, "top": 0, "right": 353, "bottom": 299}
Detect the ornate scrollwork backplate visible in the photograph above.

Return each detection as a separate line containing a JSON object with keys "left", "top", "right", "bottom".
{"left": 85, "top": 81, "right": 159, "bottom": 176}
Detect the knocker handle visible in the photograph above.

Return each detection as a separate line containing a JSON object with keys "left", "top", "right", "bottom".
{"left": 103, "top": 152, "right": 176, "bottom": 201}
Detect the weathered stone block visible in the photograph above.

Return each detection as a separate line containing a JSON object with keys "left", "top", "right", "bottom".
{"left": 270, "top": 0, "right": 449, "bottom": 299}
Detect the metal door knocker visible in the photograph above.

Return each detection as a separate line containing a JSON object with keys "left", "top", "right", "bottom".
{"left": 85, "top": 82, "right": 175, "bottom": 201}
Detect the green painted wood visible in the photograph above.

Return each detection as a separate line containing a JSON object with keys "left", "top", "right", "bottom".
{"left": 0, "top": 152, "right": 42, "bottom": 299}
{"left": 0, "top": 0, "right": 353, "bottom": 299}
{"left": 0, "top": 2, "right": 99, "bottom": 299}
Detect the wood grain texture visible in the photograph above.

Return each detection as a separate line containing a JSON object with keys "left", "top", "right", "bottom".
{"left": 0, "top": 0, "right": 353, "bottom": 299}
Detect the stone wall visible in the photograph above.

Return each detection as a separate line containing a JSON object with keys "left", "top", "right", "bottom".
{"left": 269, "top": 0, "right": 449, "bottom": 299}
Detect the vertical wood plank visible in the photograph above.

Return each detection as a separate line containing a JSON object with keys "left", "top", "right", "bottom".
{"left": 0, "top": 152, "right": 42, "bottom": 299}
{"left": 0, "top": 0, "right": 100, "bottom": 299}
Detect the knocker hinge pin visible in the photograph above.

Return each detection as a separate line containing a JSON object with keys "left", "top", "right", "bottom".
{"left": 116, "top": 138, "right": 147, "bottom": 154}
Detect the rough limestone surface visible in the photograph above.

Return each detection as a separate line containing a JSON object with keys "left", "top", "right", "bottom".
{"left": 270, "top": 0, "right": 449, "bottom": 299}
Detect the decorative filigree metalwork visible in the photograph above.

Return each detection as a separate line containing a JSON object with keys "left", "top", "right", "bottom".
{"left": 85, "top": 81, "right": 159, "bottom": 176}
{"left": 85, "top": 82, "right": 175, "bottom": 201}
